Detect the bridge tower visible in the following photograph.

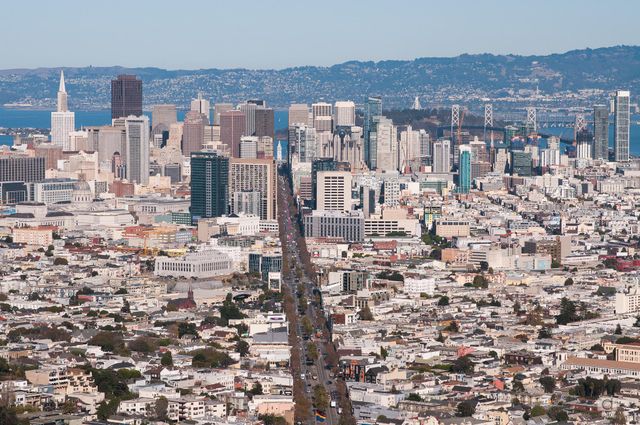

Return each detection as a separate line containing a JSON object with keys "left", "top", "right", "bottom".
{"left": 484, "top": 104, "right": 493, "bottom": 142}
{"left": 525, "top": 107, "right": 537, "bottom": 134}
{"left": 574, "top": 114, "right": 587, "bottom": 137}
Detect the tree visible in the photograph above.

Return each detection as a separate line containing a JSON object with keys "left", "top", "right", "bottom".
{"left": 128, "top": 336, "right": 157, "bottom": 353}
{"left": 556, "top": 297, "right": 578, "bottom": 325}
{"left": 307, "top": 342, "right": 319, "bottom": 361}
{"left": 438, "top": 296, "right": 450, "bottom": 306}
{"left": 435, "top": 331, "right": 445, "bottom": 343}
{"left": 155, "top": 396, "right": 168, "bottom": 421}
{"left": 612, "top": 406, "right": 626, "bottom": 425}
{"left": 513, "top": 300, "right": 521, "bottom": 314}
{"left": 615, "top": 324, "right": 623, "bottom": 335}
{"left": 456, "top": 400, "right": 475, "bottom": 417}
{"left": 406, "top": 393, "right": 422, "bottom": 402}
{"left": 452, "top": 355, "right": 474, "bottom": 374}
{"left": 313, "top": 384, "right": 329, "bottom": 410}
{"left": 512, "top": 381, "right": 525, "bottom": 393}
{"left": 606, "top": 379, "right": 622, "bottom": 396}
{"left": 53, "top": 257, "right": 68, "bottom": 265}
{"left": 250, "top": 382, "right": 263, "bottom": 395}
{"left": 88, "top": 331, "right": 126, "bottom": 354}
{"left": 445, "top": 321, "right": 459, "bottom": 333}
{"left": 564, "top": 277, "right": 574, "bottom": 286}
{"left": 530, "top": 405, "right": 546, "bottom": 417}
{"left": 178, "top": 322, "right": 198, "bottom": 338}
{"left": 538, "top": 327, "right": 552, "bottom": 339}
{"left": 236, "top": 340, "right": 250, "bottom": 357}
{"left": 471, "top": 274, "right": 488, "bottom": 288}
{"left": 359, "top": 305, "right": 374, "bottom": 321}
{"left": 160, "top": 351, "right": 173, "bottom": 367}
{"left": 539, "top": 376, "right": 556, "bottom": 393}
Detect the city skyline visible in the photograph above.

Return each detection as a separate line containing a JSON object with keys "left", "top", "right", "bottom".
{"left": 2, "top": 1, "right": 639, "bottom": 69}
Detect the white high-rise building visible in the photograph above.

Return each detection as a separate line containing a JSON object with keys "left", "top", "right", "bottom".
{"left": 51, "top": 71, "right": 75, "bottom": 150}
{"left": 125, "top": 115, "right": 150, "bottom": 185}
{"left": 432, "top": 140, "right": 451, "bottom": 173}
{"left": 191, "top": 94, "right": 210, "bottom": 124}
{"left": 399, "top": 126, "right": 421, "bottom": 171}
{"left": 374, "top": 118, "right": 397, "bottom": 172}
{"left": 614, "top": 90, "right": 630, "bottom": 162}
{"left": 312, "top": 102, "right": 333, "bottom": 132}
{"left": 334, "top": 101, "right": 356, "bottom": 127}
{"left": 316, "top": 170, "right": 352, "bottom": 212}
{"left": 289, "top": 104, "right": 310, "bottom": 126}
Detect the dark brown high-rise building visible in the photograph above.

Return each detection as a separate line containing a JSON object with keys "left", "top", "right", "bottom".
{"left": 182, "top": 111, "right": 206, "bottom": 157}
{"left": 255, "top": 108, "right": 275, "bottom": 139}
{"left": 220, "top": 110, "right": 246, "bottom": 158}
{"left": 111, "top": 75, "right": 143, "bottom": 120}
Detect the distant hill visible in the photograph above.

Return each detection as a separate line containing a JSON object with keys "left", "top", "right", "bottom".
{"left": 0, "top": 46, "right": 638, "bottom": 109}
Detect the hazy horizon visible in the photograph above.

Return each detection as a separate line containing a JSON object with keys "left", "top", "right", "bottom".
{"left": 3, "top": 0, "right": 640, "bottom": 69}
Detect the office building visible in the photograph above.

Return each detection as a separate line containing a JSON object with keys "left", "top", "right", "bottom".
{"left": 432, "top": 140, "right": 451, "bottom": 173}
{"left": 593, "top": 104, "right": 609, "bottom": 160}
{"left": 231, "top": 191, "right": 262, "bottom": 217}
{"left": 191, "top": 93, "right": 210, "bottom": 124}
{"left": 182, "top": 111, "right": 206, "bottom": 157}
{"left": 255, "top": 108, "right": 275, "bottom": 139}
{"left": 576, "top": 129, "right": 593, "bottom": 160}
{"left": 303, "top": 210, "right": 364, "bottom": 242}
{"left": 613, "top": 90, "right": 630, "bottom": 162}
{"left": 50, "top": 71, "right": 75, "bottom": 150}
{"left": 289, "top": 124, "right": 317, "bottom": 163}
{"left": 239, "top": 102, "right": 258, "bottom": 136}
{"left": 316, "top": 170, "right": 352, "bottom": 212}
{"left": 458, "top": 145, "right": 472, "bottom": 193}
{"left": 312, "top": 102, "right": 333, "bottom": 132}
{"left": 111, "top": 75, "right": 142, "bottom": 120}
{"left": 511, "top": 150, "right": 532, "bottom": 176}
{"left": 0, "top": 157, "right": 45, "bottom": 182}
{"left": 239, "top": 137, "right": 258, "bottom": 159}
{"left": 152, "top": 104, "right": 177, "bottom": 135}
{"left": 213, "top": 103, "right": 233, "bottom": 126}
{"left": 190, "top": 151, "right": 229, "bottom": 221}
{"left": 35, "top": 144, "right": 64, "bottom": 169}
{"left": 229, "top": 158, "right": 277, "bottom": 220}
{"left": 125, "top": 115, "right": 150, "bottom": 185}
{"left": 334, "top": 101, "right": 356, "bottom": 127}
{"left": 249, "top": 252, "right": 282, "bottom": 281}
{"left": 220, "top": 110, "right": 246, "bottom": 158}
{"left": 372, "top": 116, "right": 396, "bottom": 172}
{"left": 289, "top": 104, "right": 310, "bottom": 126}
{"left": 363, "top": 96, "right": 383, "bottom": 169}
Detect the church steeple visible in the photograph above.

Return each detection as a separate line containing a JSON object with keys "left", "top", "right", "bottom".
{"left": 57, "top": 70, "right": 68, "bottom": 112}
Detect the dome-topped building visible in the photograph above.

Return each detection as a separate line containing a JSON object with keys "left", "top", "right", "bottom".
{"left": 72, "top": 175, "right": 93, "bottom": 205}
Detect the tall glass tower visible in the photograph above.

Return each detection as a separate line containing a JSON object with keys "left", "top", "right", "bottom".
{"left": 593, "top": 104, "right": 609, "bottom": 160}
{"left": 190, "top": 151, "right": 229, "bottom": 223}
{"left": 458, "top": 146, "right": 471, "bottom": 193}
{"left": 363, "top": 96, "right": 382, "bottom": 169}
{"left": 613, "top": 90, "right": 630, "bottom": 162}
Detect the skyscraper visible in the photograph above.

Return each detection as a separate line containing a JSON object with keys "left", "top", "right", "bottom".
{"left": 190, "top": 151, "right": 229, "bottom": 222}
{"left": 363, "top": 96, "right": 383, "bottom": 169}
{"left": 182, "top": 111, "right": 206, "bottom": 157}
{"left": 289, "top": 104, "right": 310, "bottom": 126}
{"left": 458, "top": 146, "right": 471, "bottom": 193}
{"left": 51, "top": 71, "right": 75, "bottom": 150}
{"left": 191, "top": 93, "right": 210, "bottom": 124}
{"left": 593, "top": 104, "right": 609, "bottom": 160}
{"left": 576, "top": 128, "right": 594, "bottom": 160}
{"left": 239, "top": 102, "right": 258, "bottom": 136}
{"left": 124, "top": 115, "right": 150, "bottom": 185}
{"left": 213, "top": 103, "right": 234, "bottom": 126}
{"left": 432, "top": 140, "right": 451, "bottom": 173}
{"left": 220, "top": 110, "right": 246, "bottom": 158}
{"left": 255, "top": 108, "right": 275, "bottom": 139}
{"left": 316, "top": 171, "right": 352, "bottom": 212}
{"left": 312, "top": 102, "right": 333, "bottom": 132}
{"left": 229, "top": 158, "right": 277, "bottom": 220}
{"left": 152, "top": 104, "right": 177, "bottom": 136}
{"left": 613, "top": 90, "right": 630, "bottom": 162}
{"left": 334, "top": 101, "right": 356, "bottom": 127}
{"left": 111, "top": 75, "right": 142, "bottom": 120}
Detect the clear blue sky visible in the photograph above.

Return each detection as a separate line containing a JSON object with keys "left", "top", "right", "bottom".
{"left": 3, "top": 0, "right": 640, "bottom": 70}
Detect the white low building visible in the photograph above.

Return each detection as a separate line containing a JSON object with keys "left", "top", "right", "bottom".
{"left": 155, "top": 251, "right": 233, "bottom": 279}
{"left": 403, "top": 277, "right": 436, "bottom": 296}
